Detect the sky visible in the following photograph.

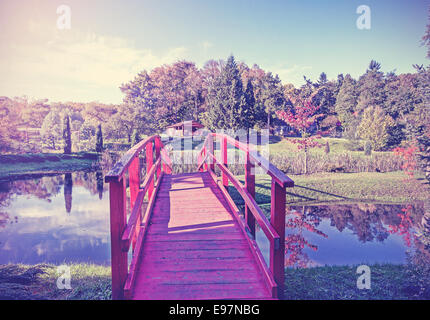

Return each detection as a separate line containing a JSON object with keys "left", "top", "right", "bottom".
{"left": 0, "top": 0, "right": 429, "bottom": 104}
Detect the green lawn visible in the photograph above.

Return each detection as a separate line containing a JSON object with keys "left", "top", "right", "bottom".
{"left": 0, "top": 264, "right": 111, "bottom": 300}
{"left": 229, "top": 171, "right": 429, "bottom": 210}
{"left": 284, "top": 263, "right": 430, "bottom": 300}
{"left": 0, "top": 153, "right": 100, "bottom": 181}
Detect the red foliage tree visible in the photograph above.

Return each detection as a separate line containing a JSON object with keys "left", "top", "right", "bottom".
{"left": 276, "top": 100, "right": 325, "bottom": 173}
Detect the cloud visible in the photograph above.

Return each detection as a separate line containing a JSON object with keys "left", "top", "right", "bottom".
{"left": 0, "top": 27, "right": 189, "bottom": 103}
{"left": 201, "top": 41, "right": 214, "bottom": 50}
{"left": 273, "top": 64, "right": 313, "bottom": 85}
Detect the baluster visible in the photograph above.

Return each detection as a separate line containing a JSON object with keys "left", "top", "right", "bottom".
{"left": 146, "top": 141, "right": 154, "bottom": 199}
{"left": 245, "top": 150, "right": 256, "bottom": 237}
{"left": 155, "top": 137, "right": 161, "bottom": 179}
{"left": 270, "top": 178, "right": 286, "bottom": 299}
{"left": 203, "top": 145, "right": 208, "bottom": 171}
{"left": 109, "top": 177, "right": 128, "bottom": 300}
{"left": 221, "top": 136, "right": 228, "bottom": 189}
{"left": 129, "top": 156, "right": 140, "bottom": 250}
{"left": 207, "top": 134, "right": 214, "bottom": 172}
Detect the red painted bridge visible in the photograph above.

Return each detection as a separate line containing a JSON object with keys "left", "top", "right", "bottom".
{"left": 105, "top": 133, "right": 294, "bottom": 300}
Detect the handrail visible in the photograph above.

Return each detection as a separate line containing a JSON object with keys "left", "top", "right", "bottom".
{"left": 105, "top": 135, "right": 172, "bottom": 300}
{"left": 106, "top": 135, "right": 162, "bottom": 182}
{"left": 197, "top": 132, "right": 294, "bottom": 299}
{"left": 206, "top": 151, "right": 280, "bottom": 248}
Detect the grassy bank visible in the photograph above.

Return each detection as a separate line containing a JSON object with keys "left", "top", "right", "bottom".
{"left": 0, "top": 153, "right": 100, "bottom": 181}
{"left": 0, "top": 264, "right": 111, "bottom": 300}
{"left": 229, "top": 171, "right": 429, "bottom": 208}
{"left": 2, "top": 262, "right": 429, "bottom": 300}
{"left": 284, "top": 263, "right": 430, "bottom": 300}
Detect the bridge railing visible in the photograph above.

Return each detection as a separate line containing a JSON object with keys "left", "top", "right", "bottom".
{"left": 197, "top": 132, "right": 294, "bottom": 299}
{"left": 105, "top": 135, "right": 172, "bottom": 300}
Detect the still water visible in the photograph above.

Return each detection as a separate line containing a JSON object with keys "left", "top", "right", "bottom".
{"left": 256, "top": 203, "right": 429, "bottom": 267}
{"left": 1, "top": 172, "right": 428, "bottom": 267}
{"left": 0, "top": 172, "right": 111, "bottom": 265}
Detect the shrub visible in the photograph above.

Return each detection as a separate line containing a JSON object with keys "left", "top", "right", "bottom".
{"left": 364, "top": 141, "right": 372, "bottom": 156}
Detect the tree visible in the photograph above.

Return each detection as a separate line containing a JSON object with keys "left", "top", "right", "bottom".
{"left": 356, "top": 60, "right": 386, "bottom": 114}
{"left": 96, "top": 124, "right": 103, "bottom": 153}
{"left": 130, "top": 129, "right": 140, "bottom": 147}
{"left": 63, "top": 115, "right": 72, "bottom": 154}
{"left": 261, "top": 72, "right": 286, "bottom": 130}
{"left": 357, "top": 105, "right": 395, "bottom": 151}
{"left": 334, "top": 74, "right": 358, "bottom": 137}
{"left": 276, "top": 100, "right": 324, "bottom": 174}
{"left": 41, "top": 109, "right": 62, "bottom": 150}
{"left": 422, "top": 6, "right": 430, "bottom": 58}
{"left": 204, "top": 55, "right": 251, "bottom": 132}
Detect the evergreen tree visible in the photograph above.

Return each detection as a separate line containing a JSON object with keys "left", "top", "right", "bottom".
{"left": 261, "top": 72, "right": 286, "bottom": 130}
{"left": 204, "top": 55, "right": 252, "bottom": 132}
{"left": 63, "top": 115, "right": 72, "bottom": 154}
{"left": 95, "top": 124, "right": 103, "bottom": 152}
{"left": 356, "top": 60, "right": 386, "bottom": 114}
{"left": 334, "top": 74, "right": 358, "bottom": 137}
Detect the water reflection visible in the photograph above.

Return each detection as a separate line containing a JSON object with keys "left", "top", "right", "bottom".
{"left": 0, "top": 171, "right": 110, "bottom": 265}
{"left": 255, "top": 203, "right": 430, "bottom": 268}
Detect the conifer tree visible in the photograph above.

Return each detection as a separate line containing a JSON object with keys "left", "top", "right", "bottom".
{"left": 334, "top": 74, "right": 358, "bottom": 137}
{"left": 96, "top": 124, "right": 103, "bottom": 152}
{"left": 63, "top": 115, "right": 72, "bottom": 154}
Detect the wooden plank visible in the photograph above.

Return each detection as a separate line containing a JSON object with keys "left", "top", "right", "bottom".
{"left": 128, "top": 171, "right": 272, "bottom": 300}
{"left": 132, "top": 282, "right": 270, "bottom": 300}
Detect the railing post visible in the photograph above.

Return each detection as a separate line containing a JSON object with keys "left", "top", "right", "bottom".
{"left": 146, "top": 141, "right": 154, "bottom": 199}
{"left": 129, "top": 156, "right": 140, "bottom": 250}
{"left": 203, "top": 145, "right": 208, "bottom": 171}
{"left": 207, "top": 134, "right": 214, "bottom": 172}
{"left": 109, "top": 178, "right": 128, "bottom": 300}
{"left": 155, "top": 137, "right": 161, "bottom": 178}
{"left": 270, "top": 178, "right": 286, "bottom": 299}
{"left": 221, "top": 136, "right": 228, "bottom": 189}
{"left": 245, "top": 150, "right": 256, "bottom": 237}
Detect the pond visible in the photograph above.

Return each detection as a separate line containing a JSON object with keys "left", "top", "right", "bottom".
{"left": 1, "top": 173, "right": 429, "bottom": 268}
{"left": 0, "top": 171, "right": 111, "bottom": 265}
{"left": 256, "top": 203, "right": 430, "bottom": 268}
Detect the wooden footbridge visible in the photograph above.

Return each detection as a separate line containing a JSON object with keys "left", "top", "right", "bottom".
{"left": 105, "top": 133, "right": 294, "bottom": 300}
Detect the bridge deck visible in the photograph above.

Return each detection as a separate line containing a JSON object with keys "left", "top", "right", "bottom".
{"left": 130, "top": 172, "right": 272, "bottom": 300}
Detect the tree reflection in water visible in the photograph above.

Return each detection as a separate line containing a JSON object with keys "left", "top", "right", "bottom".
{"left": 282, "top": 203, "right": 430, "bottom": 268}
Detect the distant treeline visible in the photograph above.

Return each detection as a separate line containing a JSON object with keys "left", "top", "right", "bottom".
{"left": 0, "top": 56, "right": 429, "bottom": 157}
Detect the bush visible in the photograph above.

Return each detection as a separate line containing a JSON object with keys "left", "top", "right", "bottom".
{"left": 364, "top": 141, "right": 372, "bottom": 156}
{"left": 324, "top": 141, "right": 330, "bottom": 154}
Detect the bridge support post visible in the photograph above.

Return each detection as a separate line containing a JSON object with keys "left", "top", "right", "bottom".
{"left": 270, "top": 178, "right": 286, "bottom": 299}
{"left": 245, "top": 151, "right": 256, "bottom": 237}
{"left": 109, "top": 177, "right": 128, "bottom": 300}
